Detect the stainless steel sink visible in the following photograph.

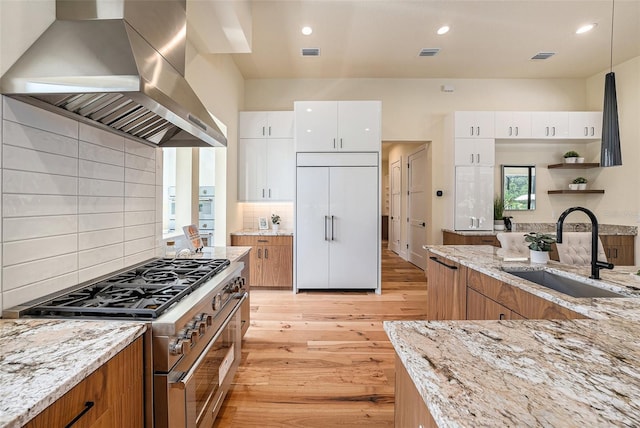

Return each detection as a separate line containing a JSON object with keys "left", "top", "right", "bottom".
{"left": 502, "top": 269, "right": 627, "bottom": 298}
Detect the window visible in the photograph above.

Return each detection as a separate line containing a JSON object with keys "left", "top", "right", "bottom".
{"left": 502, "top": 165, "right": 536, "bottom": 211}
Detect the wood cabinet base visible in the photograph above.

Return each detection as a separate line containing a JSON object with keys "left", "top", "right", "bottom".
{"left": 394, "top": 354, "right": 437, "bottom": 428}
{"left": 231, "top": 235, "right": 293, "bottom": 289}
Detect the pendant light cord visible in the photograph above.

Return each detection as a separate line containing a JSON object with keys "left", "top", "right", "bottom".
{"left": 610, "top": 0, "right": 615, "bottom": 72}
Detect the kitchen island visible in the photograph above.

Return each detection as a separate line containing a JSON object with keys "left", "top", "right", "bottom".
{"left": 385, "top": 244, "right": 640, "bottom": 427}
{"left": 0, "top": 320, "right": 146, "bottom": 428}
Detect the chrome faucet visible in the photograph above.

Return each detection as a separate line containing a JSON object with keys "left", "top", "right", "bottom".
{"left": 556, "top": 207, "right": 614, "bottom": 279}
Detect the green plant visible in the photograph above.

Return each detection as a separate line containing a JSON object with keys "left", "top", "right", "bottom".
{"left": 524, "top": 232, "right": 556, "bottom": 252}
{"left": 271, "top": 214, "right": 281, "bottom": 225}
{"left": 572, "top": 177, "right": 588, "bottom": 184}
{"left": 493, "top": 196, "right": 504, "bottom": 220}
{"left": 564, "top": 150, "right": 580, "bottom": 158}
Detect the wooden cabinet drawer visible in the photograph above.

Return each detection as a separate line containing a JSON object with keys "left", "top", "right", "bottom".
{"left": 426, "top": 254, "right": 467, "bottom": 320}
{"left": 26, "top": 337, "right": 144, "bottom": 428}
{"left": 467, "top": 288, "right": 521, "bottom": 320}
{"left": 467, "top": 269, "right": 584, "bottom": 320}
{"left": 231, "top": 235, "right": 291, "bottom": 246}
{"left": 442, "top": 231, "right": 499, "bottom": 247}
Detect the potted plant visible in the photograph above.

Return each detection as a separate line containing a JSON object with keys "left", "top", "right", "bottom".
{"left": 271, "top": 214, "right": 281, "bottom": 232}
{"left": 563, "top": 150, "right": 580, "bottom": 163}
{"left": 524, "top": 232, "right": 556, "bottom": 264}
{"left": 493, "top": 196, "right": 505, "bottom": 231}
{"left": 572, "top": 176, "right": 588, "bottom": 190}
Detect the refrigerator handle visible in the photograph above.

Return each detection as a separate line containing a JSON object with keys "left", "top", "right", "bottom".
{"left": 324, "top": 216, "right": 329, "bottom": 241}
{"left": 331, "top": 215, "right": 335, "bottom": 241}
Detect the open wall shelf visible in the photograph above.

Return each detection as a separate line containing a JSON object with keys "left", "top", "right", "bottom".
{"left": 547, "top": 163, "right": 600, "bottom": 169}
{"left": 548, "top": 190, "right": 605, "bottom": 194}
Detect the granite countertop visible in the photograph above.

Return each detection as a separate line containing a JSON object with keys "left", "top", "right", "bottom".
{"left": 198, "top": 245, "right": 251, "bottom": 261}
{"left": 231, "top": 228, "right": 293, "bottom": 236}
{"left": 385, "top": 244, "right": 640, "bottom": 426}
{"left": 0, "top": 320, "right": 146, "bottom": 428}
{"left": 384, "top": 318, "right": 640, "bottom": 427}
{"left": 443, "top": 223, "right": 638, "bottom": 236}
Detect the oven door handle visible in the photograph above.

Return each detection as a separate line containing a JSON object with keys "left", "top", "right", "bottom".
{"left": 170, "top": 292, "right": 247, "bottom": 390}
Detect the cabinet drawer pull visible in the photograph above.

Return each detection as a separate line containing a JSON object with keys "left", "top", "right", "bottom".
{"left": 257, "top": 239, "right": 268, "bottom": 243}
{"left": 429, "top": 256, "right": 458, "bottom": 270}
{"left": 65, "top": 401, "right": 94, "bottom": 428}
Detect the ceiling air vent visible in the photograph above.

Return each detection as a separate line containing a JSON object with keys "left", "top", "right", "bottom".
{"left": 419, "top": 48, "right": 440, "bottom": 57}
{"left": 301, "top": 48, "right": 320, "bottom": 56}
{"left": 531, "top": 52, "right": 555, "bottom": 60}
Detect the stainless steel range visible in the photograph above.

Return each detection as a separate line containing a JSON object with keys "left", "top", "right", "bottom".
{"left": 5, "top": 257, "right": 247, "bottom": 428}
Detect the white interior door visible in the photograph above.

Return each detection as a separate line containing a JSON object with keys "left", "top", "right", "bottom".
{"left": 296, "top": 167, "right": 330, "bottom": 289}
{"left": 329, "top": 166, "right": 378, "bottom": 289}
{"left": 389, "top": 160, "right": 402, "bottom": 254}
{"left": 408, "top": 148, "right": 427, "bottom": 270}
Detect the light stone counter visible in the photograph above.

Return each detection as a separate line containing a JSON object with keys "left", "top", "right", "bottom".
{"left": 0, "top": 319, "right": 146, "bottom": 428}
{"left": 230, "top": 228, "right": 293, "bottom": 236}
{"left": 443, "top": 223, "right": 638, "bottom": 236}
{"left": 199, "top": 245, "right": 251, "bottom": 261}
{"left": 386, "top": 244, "right": 640, "bottom": 427}
{"left": 384, "top": 318, "right": 640, "bottom": 427}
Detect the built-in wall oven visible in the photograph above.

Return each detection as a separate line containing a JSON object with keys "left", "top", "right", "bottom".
{"left": 5, "top": 257, "right": 247, "bottom": 428}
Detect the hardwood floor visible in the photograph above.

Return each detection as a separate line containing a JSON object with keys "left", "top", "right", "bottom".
{"left": 215, "top": 245, "right": 427, "bottom": 427}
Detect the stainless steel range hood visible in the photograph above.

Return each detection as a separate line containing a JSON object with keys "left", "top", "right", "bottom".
{"left": 0, "top": 0, "right": 226, "bottom": 148}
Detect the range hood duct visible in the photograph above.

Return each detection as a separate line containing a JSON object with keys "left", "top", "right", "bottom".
{"left": 0, "top": 0, "right": 226, "bottom": 148}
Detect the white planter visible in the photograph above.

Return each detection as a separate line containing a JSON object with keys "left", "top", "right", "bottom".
{"left": 272, "top": 224, "right": 279, "bottom": 232}
{"left": 577, "top": 183, "right": 587, "bottom": 190}
{"left": 494, "top": 221, "right": 505, "bottom": 231}
{"left": 564, "top": 157, "right": 577, "bottom": 163}
{"left": 568, "top": 183, "right": 579, "bottom": 190}
{"left": 529, "top": 250, "right": 549, "bottom": 264}
{"left": 576, "top": 157, "right": 585, "bottom": 163}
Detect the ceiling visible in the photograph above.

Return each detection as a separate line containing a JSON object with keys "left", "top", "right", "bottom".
{"left": 219, "top": 0, "right": 640, "bottom": 80}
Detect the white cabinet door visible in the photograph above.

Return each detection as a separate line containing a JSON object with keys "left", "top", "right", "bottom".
{"left": 454, "top": 139, "right": 495, "bottom": 166}
{"left": 296, "top": 167, "right": 330, "bottom": 289}
{"left": 337, "top": 101, "right": 381, "bottom": 151}
{"left": 240, "top": 111, "right": 294, "bottom": 139}
{"left": 266, "top": 111, "right": 295, "bottom": 138}
{"left": 266, "top": 138, "right": 295, "bottom": 200}
{"left": 454, "top": 111, "right": 495, "bottom": 138}
{"left": 239, "top": 112, "right": 268, "bottom": 139}
{"left": 454, "top": 166, "right": 494, "bottom": 231}
{"left": 568, "top": 112, "right": 602, "bottom": 139}
{"left": 531, "top": 112, "right": 569, "bottom": 138}
{"left": 494, "top": 112, "right": 532, "bottom": 139}
{"left": 238, "top": 139, "right": 267, "bottom": 201}
{"left": 328, "top": 166, "right": 378, "bottom": 289}
{"left": 295, "top": 101, "right": 338, "bottom": 152}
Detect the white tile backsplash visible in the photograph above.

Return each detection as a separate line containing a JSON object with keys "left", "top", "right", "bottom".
{"left": 3, "top": 97, "right": 78, "bottom": 138}
{"left": 1, "top": 97, "right": 161, "bottom": 311}
{"left": 79, "top": 141, "right": 125, "bottom": 166}
{"left": 3, "top": 169, "right": 78, "bottom": 195}
{"left": 3, "top": 144, "right": 78, "bottom": 176}
{"left": 3, "top": 120, "right": 79, "bottom": 157}
{"left": 3, "top": 234, "right": 78, "bottom": 266}
{"left": 3, "top": 194, "right": 77, "bottom": 217}
{"left": 3, "top": 215, "right": 78, "bottom": 242}
{"left": 79, "top": 159, "right": 124, "bottom": 181}
{"left": 241, "top": 202, "right": 294, "bottom": 230}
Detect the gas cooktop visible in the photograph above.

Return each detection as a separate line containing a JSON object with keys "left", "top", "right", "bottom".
{"left": 21, "top": 258, "right": 230, "bottom": 319}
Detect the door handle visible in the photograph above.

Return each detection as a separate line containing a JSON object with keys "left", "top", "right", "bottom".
{"left": 331, "top": 215, "right": 335, "bottom": 241}
{"left": 324, "top": 216, "right": 329, "bottom": 241}
{"left": 420, "top": 222, "right": 426, "bottom": 227}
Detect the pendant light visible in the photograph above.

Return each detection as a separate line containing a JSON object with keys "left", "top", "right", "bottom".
{"left": 601, "top": 0, "right": 622, "bottom": 167}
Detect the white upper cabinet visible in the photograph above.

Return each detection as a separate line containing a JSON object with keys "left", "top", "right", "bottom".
{"left": 568, "top": 112, "right": 602, "bottom": 139}
{"left": 238, "top": 110, "right": 295, "bottom": 201}
{"left": 239, "top": 111, "right": 294, "bottom": 139}
{"left": 530, "top": 112, "right": 569, "bottom": 139}
{"left": 295, "top": 101, "right": 381, "bottom": 152}
{"left": 454, "top": 111, "right": 495, "bottom": 138}
{"left": 454, "top": 138, "right": 495, "bottom": 166}
{"left": 494, "top": 112, "right": 532, "bottom": 139}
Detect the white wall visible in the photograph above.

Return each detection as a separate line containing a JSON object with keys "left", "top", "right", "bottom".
{"left": 0, "top": 97, "right": 161, "bottom": 314}
{"left": 244, "top": 78, "right": 587, "bottom": 244}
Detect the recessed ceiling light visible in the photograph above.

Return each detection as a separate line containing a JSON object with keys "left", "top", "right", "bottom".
{"left": 576, "top": 23, "right": 597, "bottom": 34}
{"left": 302, "top": 26, "right": 313, "bottom": 35}
{"left": 437, "top": 25, "right": 450, "bottom": 35}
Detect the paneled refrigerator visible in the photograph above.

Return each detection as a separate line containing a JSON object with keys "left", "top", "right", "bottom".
{"left": 295, "top": 153, "right": 379, "bottom": 291}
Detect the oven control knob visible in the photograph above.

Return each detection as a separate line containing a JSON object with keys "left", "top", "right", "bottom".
{"left": 196, "top": 313, "right": 213, "bottom": 327}
{"left": 187, "top": 329, "right": 199, "bottom": 344}
{"left": 169, "top": 339, "right": 189, "bottom": 356}
{"left": 212, "top": 293, "right": 222, "bottom": 311}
